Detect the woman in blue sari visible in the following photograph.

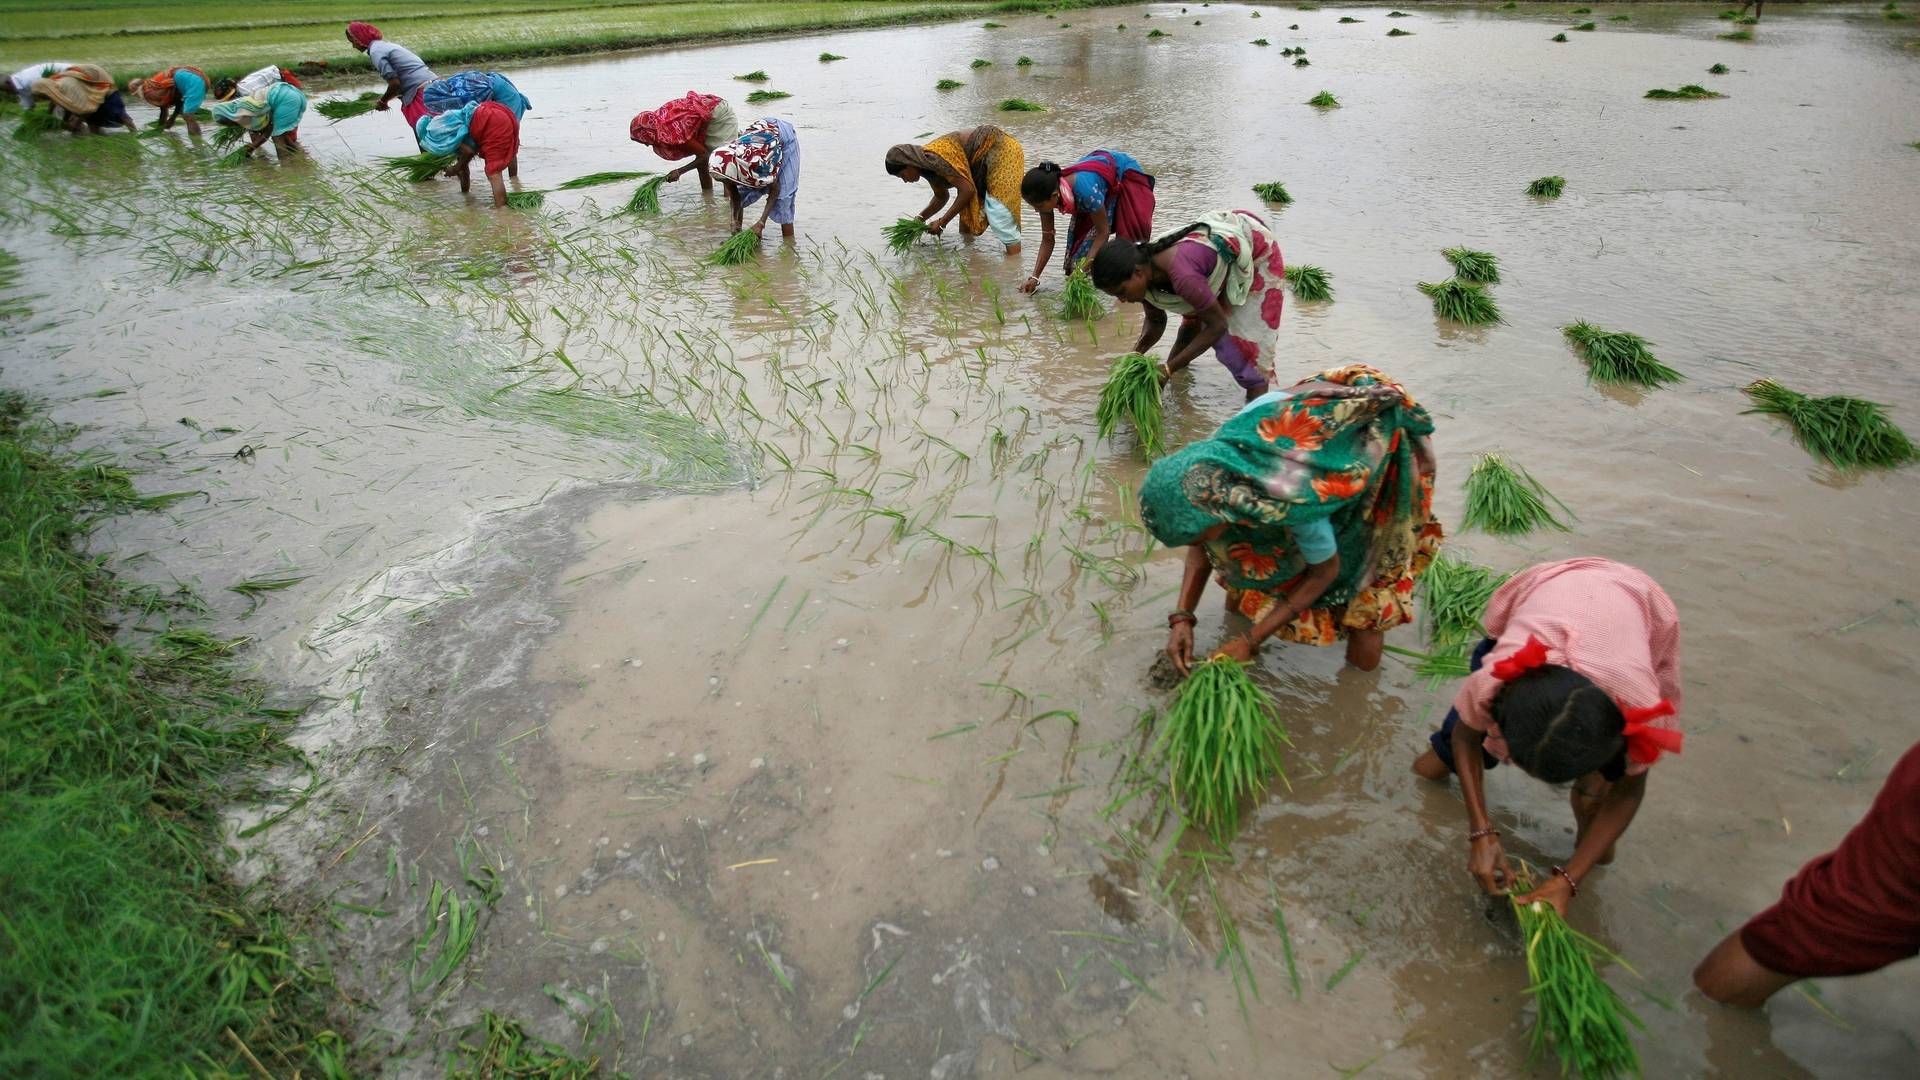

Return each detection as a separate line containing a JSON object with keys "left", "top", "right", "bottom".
{"left": 419, "top": 70, "right": 531, "bottom": 121}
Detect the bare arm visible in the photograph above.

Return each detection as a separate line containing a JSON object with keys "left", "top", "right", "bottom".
{"left": 1521, "top": 773, "right": 1647, "bottom": 915}
{"left": 1024, "top": 208, "right": 1056, "bottom": 291}
{"left": 451, "top": 145, "right": 475, "bottom": 192}
{"left": 1164, "top": 304, "right": 1228, "bottom": 374}
{"left": 1453, "top": 722, "right": 1512, "bottom": 895}
{"left": 664, "top": 139, "right": 707, "bottom": 181}
{"left": 1133, "top": 304, "right": 1168, "bottom": 354}
{"left": 750, "top": 174, "right": 778, "bottom": 234}
{"left": 375, "top": 76, "right": 402, "bottom": 109}
{"left": 1165, "top": 543, "right": 1214, "bottom": 675}
{"left": 1079, "top": 207, "right": 1113, "bottom": 269}
{"left": 1212, "top": 555, "right": 1339, "bottom": 665}
{"left": 934, "top": 175, "right": 975, "bottom": 230}
{"left": 918, "top": 179, "right": 951, "bottom": 224}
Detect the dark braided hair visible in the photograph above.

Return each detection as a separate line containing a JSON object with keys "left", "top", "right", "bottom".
{"left": 1491, "top": 665, "right": 1627, "bottom": 784}
{"left": 1020, "top": 162, "right": 1061, "bottom": 204}
{"left": 1087, "top": 222, "right": 1209, "bottom": 290}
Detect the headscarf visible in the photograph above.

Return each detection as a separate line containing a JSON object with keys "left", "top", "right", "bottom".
{"left": 1140, "top": 364, "right": 1434, "bottom": 597}
{"left": 414, "top": 100, "right": 478, "bottom": 156}
{"left": 136, "top": 66, "right": 208, "bottom": 111}
{"left": 631, "top": 91, "right": 723, "bottom": 155}
{"left": 883, "top": 143, "right": 954, "bottom": 184}
{"left": 346, "top": 22, "right": 382, "bottom": 48}
{"left": 32, "top": 64, "right": 114, "bottom": 115}
{"left": 210, "top": 84, "right": 305, "bottom": 136}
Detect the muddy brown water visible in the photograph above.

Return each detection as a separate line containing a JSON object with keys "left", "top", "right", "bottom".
{"left": 3, "top": 4, "right": 1918, "bottom": 1076}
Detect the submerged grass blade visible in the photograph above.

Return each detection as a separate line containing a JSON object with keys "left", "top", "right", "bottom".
{"left": 1094, "top": 352, "right": 1165, "bottom": 456}
{"left": 1743, "top": 379, "right": 1917, "bottom": 471}
{"left": 1441, "top": 246, "right": 1500, "bottom": 284}
{"left": 1285, "top": 263, "right": 1333, "bottom": 301}
{"left": 1463, "top": 453, "right": 1571, "bottom": 535}
{"left": 883, "top": 216, "right": 929, "bottom": 253}
{"left": 1152, "top": 658, "right": 1291, "bottom": 847}
{"left": 1562, "top": 321, "right": 1684, "bottom": 387}
{"left": 1058, "top": 267, "right": 1103, "bottom": 320}
{"left": 708, "top": 229, "right": 761, "bottom": 266}
{"left": 1418, "top": 278, "right": 1503, "bottom": 325}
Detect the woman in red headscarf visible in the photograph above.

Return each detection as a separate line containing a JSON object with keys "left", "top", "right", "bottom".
{"left": 629, "top": 92, "right": 738, "bottom": 192}
{"left": 345, "top": 21, "right": 437, "bottom": 132}
{"left": 1410, "top": 557, "right": 1685, "bottom": 915}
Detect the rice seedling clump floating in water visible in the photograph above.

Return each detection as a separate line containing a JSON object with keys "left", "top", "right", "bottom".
{"left": 1148, "top": 28, "right": 1170, "bottom": 37}
{"left": 1609, "top": 14, "right": 1631, "bottom": 20}
{"left": 624, "top": 174, "right": 667, "bottom": 214}
{"left": 1285, "top": 264, "right": 1333, "bottom": 301}
{"left": 1419, "top": 279, "right": 1502, "bottom": 325}
{"left": 1307, "top": 90, "right": 1340, "bottom": 108}
{"left": 1645, "top": 84, "right": 1723, "bottom": 99}
{"left": 1252, "top": 38, "right": 1270, "bottom": 45}
{"left": 1743, "top": 379, "right": 1917, "bottom": 470}
{"left": 1339, "top": 16, "right": 1362, "bottom": 23}
{"left": 557, "top": 170, "right": 649, "bottom": 190}
{"left": 1252, "top": 181, "right": 1292, "bottom": 204}
{"left": 1442, "top": 246, "right": 1500, "bottom": 283}
{"left": 13, "top": 109, "right": 64, "bottom": 139}
{"left": 972, "top": 57, "right": 993, "bottom": 68}
{"left": 1510, "top": 869, "right": 1646, "bottom": 1080}
{"left": 1463, "top": 453, "right": 1570, "bottom": 534}
{"left": 315, "top": 92, "right": 381, "bottom": 121}
{"left": 1552, "top": 32, "right": 1569, "bottom": 41}
{"left": 1708, "top": 62, "right": 1731, "bottom": 74}
{"left": 1017, "top": 55, "right": 1034, "bottom": 65}
{"left": 1389, "top": 9, "right": 1412, "bottom": 15}
{"left": 936, "top": 79, "right": 965, "bottom": 90}
{"left": 504, "top": 190, "right": 546, "bottom": 210}
{"left": 1527, "top": 175, "right": 1566, "bottom": 198}
{"left": 380, "top": 151, "right": 455, "bottom": 182}
{"left": 1572, "top": 21, "right": 1597, "bottom": 31}
{"left": 1058, "top": 267, "right": 1104, "bottom": 321}
{"left": 1096, "top": 352, "right": 1166, "bottom": 454}
{"left": 1295, "top": 56, "right": 1312, "bottom": 66}
{"left": 999, "top": 98, "right": 1046, "bottom": 112}
{"left": 735, "top": 69, "right": 769, "bottom": 81}
{"left": 883, "top": 216, "right": 929, "bottom": 252}
{"left": 819, "top": 52, "right": 846, "bottom": 62}
{"left": 745, "top": 90, "right": 790, "bottom": 104}
{"left": 983, "top": 21, "right": 1003, "bottom": 28}
{"left": 1416, "top": 553, "right": 1513, "bottom": 677}
{"left": 1720, "top": 29, "right": 1753, "bottom": 40}
{"left": 1562, "top": 322, "right": 1684, "bottom": 387}
{"left": 1388, "top": 28, "right": 1414, "bottom": 37}
{"left": 1152, "top": 658, "right": 1291, "bottom": 847}
{"left": 708, "top": 229, "right": 761, "bottom": 266}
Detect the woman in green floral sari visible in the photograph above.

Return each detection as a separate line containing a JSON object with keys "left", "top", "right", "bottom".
{"left": 1144, "top": 364, "right": 1442, "bottom": 673}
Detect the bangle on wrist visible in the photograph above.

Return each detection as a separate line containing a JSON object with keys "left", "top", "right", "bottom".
{"left": 1551, "top": 865, "right": 1580, "bottom": 897}
{"left": 1167, "top": 609, "right": 1197, "bottom": 628}
{"left": 1468, "top": 827, "right": 1500, "bottom": 842}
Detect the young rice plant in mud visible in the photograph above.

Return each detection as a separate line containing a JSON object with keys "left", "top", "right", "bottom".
{"left": 883, "top": 216, "right": 929, "bottom": 252}
{"left": 1743, "top": 379, "right": 1918, "bottom": 470}
{"left": 1058, "top": 267, "right": 1103, "bottom": 321}
{"left": 1442, "top": 247, "right": 1500, "bottom": 284}
{"left": 1152, "top": 658, "right": 1291, "bottom": 848}
{"left": 936, "top": 79, "right": 965, "bottom": 90}
{"left": 623, "top": 174, "right": 667, "bottom": 214}
{"left": 448, "top": 1012, "right": 599, "bottom": 1077}
{"left": 1463, "top": 452, "right": 1571, "bottom": 535}
{"left": 1308, "top": 90, "right": 1340, "bottom": 108}
{"left": 999, "top": 98, "right": 1046, "bottom": 112}
{"left": 1511, "top": 868, "right": 1646, "bottom": 1080}
{"left": 1388, "top": 28, "right": 1414, "bottom": 36}
{"left": 1709, "top": 62, "right": 1731, "bottom": 74}
{"left": 735, "top": 69, "right": 770, "bottom": 81}
{"left": 708, "top": 229, "right": 761, "bottom": 266}
{"left": 380, "top": 151, "right": 454, "bottom": 182}
{"left": 745, "top": 90, "right": 791, "bottom": 104}
{"left": 1285, "top": 263, "right": 1333, "bottom": 301}
{"left": 1018, "top": 55, "right": 1034, "bottom": 66}
{"left": 504, "top": 190, "right": 546, "bottom": 210}
{"left": 1419, "top": 278, "right": 1502, "bottom": 325}
{"left": 1562, "top": 322, "right": 1684, "bottom": 387}
{"left": 1095, "top": 352, "right": 1165, "bottom": 455}
{"left": 972, "top": 57, "right": 993, "bottom": 68}
{"left": 1645, "top": 84, "right": 1723, "bottom": 99}
{"left": 1528, "top": 175, "right": 1567, "bottom": 198}
{"left": 557, "top": 170, "right": 649, "bottom": 189}
{"left": 819, "top": 52, "right": 846, "bottom": 61}
{"left": 1252, "top": 181, "right": 1292, "bottom": 204}
{"left": 1552, "top": 32, "right": 1570, "bottom": 42}
{"left": 1721, "top": 29, "right": 1754, "bottom": 40}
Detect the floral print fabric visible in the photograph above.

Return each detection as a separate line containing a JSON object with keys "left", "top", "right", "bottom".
{"left": 1145, "top": 209, "right": 1287, "bottom": 390}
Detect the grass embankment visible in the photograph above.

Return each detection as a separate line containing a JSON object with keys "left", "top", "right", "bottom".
{"left": 0, "top": 390, "right": 342, "bottom": 1077}
{"left": 0, "top": 0, "right": 1126, "bottom": 87}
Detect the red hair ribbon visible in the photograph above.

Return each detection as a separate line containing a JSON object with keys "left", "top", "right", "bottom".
{"left": 1489, "top": 635, "right": 1551, "bottom": 681}
{"left": 1620, "top": 700, "right": 1683, "bottom": 765}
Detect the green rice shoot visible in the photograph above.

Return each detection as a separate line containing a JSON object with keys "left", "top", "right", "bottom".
{"left": 1295, "top": 57, "right": 1311, "bottom": 66}
{"left": 883, "top": 216, "right": 929, "bottom": 253}
{"left": 1307, "top": 90, "right": 1340, "bottom": 108}
{"left": 1095, "top": 352, "right": 1166, "bottom": 456}
{"left": 1572, "top": 21, "right": 1597, "bottom": 31}
{"left": 1511, "top": 868, "right": 1646, "bottom": 1080}
{"left": 1721, "top": 29, "right": 1754, "bottom": 40}
{"left": 1645, "top": 84, "right": 1723, "bottom": 99}
{"left": 1018, "top": 55, "right": 1034, "bottom": 65}
{"left": 708, "top": 229, "right": 761, "bottom": 266}
{"left": 314, "top": 94, "right": 378, "bottom": 121}
{"left": 1388, "top": 27, "right": 1414, "bottom": 36}
{"left": 557, "top": 170, "right": 649, "bottom": 190}
{"left": 1552, "top": 32, "right": 1569, "bottom": 42}
{"left": 1418, "top": 279, "right": 1503, "bottom": 325}
{"left": 1252, "top": 38, "right": 1270, "bottom": 46}
{"left": 215, "top": 146, "right": 251, "bottom": 168}
{"left": 504, "top": 190, "right": 546, "bottom": 211}
{"left": 1252, "top": 181, "right": 1292, "bottom": 204}
{"left": 972, "top": 58, "right": 993, "bottom": 68}
{"left": 1441, "top": 247, "right": 1501, "bottom": 284}
{"left": 624, "top": 174, "right": 667, "bottom": 214}
{"left": 1528, "top": 175, "right": 1566, "bottom": 198}
{"left": 998, "top": 98, "right": 1046, "bottom": 112}
{"left": 1463, "top": 453, "right": 1571, "bottom": 535}
{"left": 745, "top": 90, "right": 791, "bottom": 104}
{"left": 13, "top": 109, "right": 63, "bottom": 140}
{"left": 1562, "top": 322, "right": 1684, "bottom": 387}
{"left": 379, "top": 151, "right": 455, "bottom": 183}
{"left": 1743, "top": 379, "right": 1917, "bottom": 471}
{"left": 1152, "top": 658, "right": 1290, "bottom": 848}
{"left": 735, "top": 69, "right": 770, "bottom": 81}
{"left": 1148, "top": 29, "right": 1170, "bottom": 38}
{"left": 1708, "top": 62, "right": 1731, "bottom": 74}
{"left": 819, "top": 52, "right": 846, "bottom": 61}
{"left": 936, "top": 79, "right": 965, "bottom": 90}
{"left": 1058, "top": 267, "right": 1104, "bottom": 321}
{"left": 1419, "top": 553, "right": 1512, "bottom": 676}
{"left": 1285, "top": 264, "right": 1333, "bottom": 301}
{"left": 210, "top": 123, "right": 245, "bottom": 149}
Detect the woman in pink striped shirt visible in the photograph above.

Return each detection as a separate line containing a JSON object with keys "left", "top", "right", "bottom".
{"left": 1411, "top": 557, "right": 1684, "bottom": 915}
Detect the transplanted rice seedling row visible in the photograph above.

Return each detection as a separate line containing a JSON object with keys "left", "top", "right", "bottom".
{"left": 1095, "top": 352, "right": 1165, "bottom": 456}
{"left": 1743, "top": 379, "right": 1917, "bottom": 470}
{"left": 1463, "top": 452, "right": 1570, "bottom": 534}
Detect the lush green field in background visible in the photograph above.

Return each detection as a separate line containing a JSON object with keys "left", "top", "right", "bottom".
{"left": 0, "top": 0, "right": 1089, "bottom": 84}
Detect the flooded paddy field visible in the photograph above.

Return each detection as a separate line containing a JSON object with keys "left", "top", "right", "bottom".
{"left": 3, "top": 4, "right": 1918, "bottom": 1076}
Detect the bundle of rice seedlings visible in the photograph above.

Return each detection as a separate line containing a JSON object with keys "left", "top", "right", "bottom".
{"left": 1338, "top": 16, "right": 1362, "bottom": 23}
{"left": 999, "top": 98, "right": 1046, "bottom": 112}
{"left": 1527, "top": 175, "right": 1566, "bottom": 198}
{"left": 1645, "top": 84, "right": 1723, "bottom": 99}
{"left": 379, "top": 151, "right": 454, "bottom": 182}
{"left": 1743, "top": 379, "right": 1917, "bottom": 470}
{"left": 1017, "top": 55, "right": 1034, "bottom": 65}
{"left": 1058, "top": 267, "right": 1104, "bottom": 321}
{"left": 1463, "top": 453, "right": 1570, "bottom": 534}
{"left": 210, "top": 123, "right": 245, "bottom": 149}
{"left": 1717, "top": 8, "right": 1739, "bottom": 17}
{"left": 819, "top": 52, "right": 846, "bottom": 61}
{"left": 216, "top": 146, "right": 252, "bottom": 167}
{"left": 1152, "top": 658, "right": 1290, "bottom": 847}
{"left": 1609, "top": 14, "right": 1631, "bottom": 20}
{"left": 1419, "top": 279, "right": 1503, "bottom": 325}
{"left": 314, "top": 93, "right": 379, "bottom": 121}
{"left": 1307, "top": 90, "right": 1340, "bottom": 108}
{"left": 1419, "top": 553, "right": 1512, "bottom": 674}
{"left": 1736, "top": 14, "right": 1760, "bottom": 23}
{"left": 735, "top": 70, "right": 770, "bottom": 81}
{"left": 1551, "top": 32, "right": 1570, "bottom": 41}
{"left": 1708, "top": 62, "right": 1731, "bottom": 74}
{"left": 1148, "top": 28, "right": 1171, "bottom": 37}
{"left": 1252, "top": 181, "right": 1292, "bottom": 204}
{"left": 1095, "top": 352, "right": 1166, "bottom": 454}
{"left": 1252, "top": 38, "right": 1271, "bottom": 45}
{"left": 1285, "top": 264, "right": 1333, "bottom": 301}
{"left": 972, "top": 58, "right": 993, "bottom": 68}
{"left": 1295, "top": 56, "right": 1312, "bottom": 66}
{"left": 1720, "top": 29, "right": 1753, "bottom": 40}
{"left": 1442, "top": 247, "right": 1500, "bottom": 283}
{"left": 1571, "top": 21, "right": 1597, "bottom": 31}
{"left": 12, "top": 109, "right": 64, "bottom": 139}
{"left": 1511, "top": 869, "right": 1646, "bottom": 1080}
{"left": 504, "top": 190, "right": 545, "bottom": 210}
{"left": 1571, "top": 5, "right": 1592, "bottom": 12}
{"left": 708, "top": 229, "right": 761, "bottom": 266}
{"left": 1389, "top": 9, "right": 1412, "bottom": 15}
{"left": 624, "top": 174, "right": 667, "bottom": 214}
{"left": 936, "top": 79, "right": 965, "bottom": 90}
{"left": 745, "top": 90, "right": 790, "bottom": 104}
{"left": 1388, "top": 27, "right": 1414, "bottom": 36}
{"left": 883, "top": 216, "right": 929, "bottom": 252}
{"left": 1562, "top": 321, "right": 1684, "bottom": 387}
{"left": 983, "top": 20, "right": 1004, "bottom": 27}
{"left": 557, "top": 169, "right": 649, "bottom": 190}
